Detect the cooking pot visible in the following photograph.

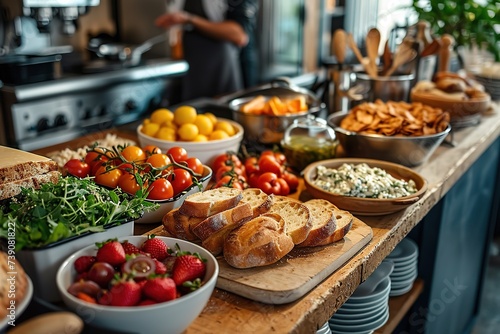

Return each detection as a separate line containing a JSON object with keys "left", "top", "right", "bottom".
{"left": 87, "top": 34, "right": 167, "bottom": 67}
{"left": 223, "top": 79, "right": 326, "bottom": 144}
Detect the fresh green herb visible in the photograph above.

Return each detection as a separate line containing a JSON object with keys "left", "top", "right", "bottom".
{"left": 0, "top": 176, "right": 159, "bottom": 251}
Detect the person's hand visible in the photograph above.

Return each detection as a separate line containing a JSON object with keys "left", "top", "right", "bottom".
{"left": 155, "top": 12, "right": 191, "bottom": 29}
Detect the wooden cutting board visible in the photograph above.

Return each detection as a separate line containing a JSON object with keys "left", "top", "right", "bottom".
{"left": 214, "top": 217, "right": 372, "bottom": 304}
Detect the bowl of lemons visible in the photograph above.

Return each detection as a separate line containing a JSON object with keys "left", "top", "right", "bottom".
{"left": 137, "top": 106, "right": 244, "bottom": 166}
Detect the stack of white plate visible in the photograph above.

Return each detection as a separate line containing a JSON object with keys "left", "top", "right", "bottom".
{"left": 329, "top": 261, "right": 393, "bottom": 334}
{"left": 317, "top": 322, "right": 332, "bottom": 334}
{"left": 386, "top": 238, "right": 419, "bottom": 297}
{"left": 474, "top": 74, "right": 500, "bottom": 100}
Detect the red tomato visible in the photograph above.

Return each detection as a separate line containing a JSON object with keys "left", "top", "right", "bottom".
{"left": 247, "top": 172, "right": 260, "bottom": 188}
{"left": 167, "top": 147, "right": 188, "bottom": 163}
{"left": 142, "top": 145, "right": 162, "bottom": 156}
{"left": 94, "top": 166, "right": 123, "bottom": 188}
{"left": 147, "top": 178, "right": 174, "bottom": 200}
{"left": 244, "top": 156, "right": 259, "bottom": 175}
{"left": 215, "top": 165, "right": 246, "bottom": 182}
{"left": 258, "top": 155, "right": 282, "bottom": 176}
{"left": 167, "top": 169, "right": 193, "bottom": 195}
{"left": 215, "top": 175, "right": 244, "bottom": 190}
{"left": 184, "top": 157, "right": 204, "bottom": 175}
{"left": 261, "top": 150, "right": 286, "bottom": 165}
{"left": 64, "top": 159, "right": 90, "bottom": 178}
{"left": 145, "top": 154, "right": 172, "bottom": 174}
{"left": 118, "top": 173, "right": 142, "bottom": 195}
{"left": 256, "top": 172, "right": 289, "bottom": 195}
{"left": 281, "top": 171, "right": 299, "bottom": 193}
{"left": 121, "top": 145, "right": 146, "bottom": 162}
{"left": 212, "top": 153, "right": 242, "bottom": 172}
{"left": 85, "top": 151, "right": 108, "bottom": 170}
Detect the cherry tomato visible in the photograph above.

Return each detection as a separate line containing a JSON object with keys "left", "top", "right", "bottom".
{"left": 261, "top": 150, "right": 287, "bottom": 165}
{"left": 215, "top": 175, "right": 244, "bottom": 190}
{"left": 121, "top": 145, "right": 146, "bottom": 162}
{"left": 64, "top": 159, "right": 90, "bottom": 178}
{"left": 281, "top": 171, "right": 299, "bottom": 193}
{"left": 247, "top": 172, "right": 260, "bottom": 188}
{"left": 85, "top": 150, "right": 108, "bottom": 170}
{"left": 147, "top": 178, "right": 174, "bottom": 200}
{"left": 94, "top": 166, "right": 123, "bottom": 188}
{"left": 258, "top": 155, "right": 282, "bottom": 176}
{"left": 184, "top": 157, "right": 204, "bottom": 175}
{"left": 256, "top": 172, "right": 289, "bottom": 195}
{"left": 215, "top": 165, "right": 246, "bottom": 182}
{"left": 167, "top": 147, "right": 188, "bottom": 163}
{"left": 142, "top": 145, "right": 162, "bottom": 156}
{"left": 212, "top": 153, "right": 242, "bottom": 172}
{"left": 118, "top": 173, "right": 143, "bottom": 195}
{"left": 167, "top": 169, "right": 193, "bottom": 195}
{"left": 244, "top": 156, "right": 259, "bottom": 175}
{"left": 145, "top": 154, "right": 172, "bottom": 174}
{"left": 117, "top": 163, "right": 136, "bottom": 173}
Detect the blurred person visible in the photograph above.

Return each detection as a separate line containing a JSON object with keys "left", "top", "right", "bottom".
{"left": 156, "top": 0, "right": 256, "bottom": 101}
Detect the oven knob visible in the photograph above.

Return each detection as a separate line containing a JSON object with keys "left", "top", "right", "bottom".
{"left": 36, "top": 118, "right": 50, "bottom": 132}
{"left": 54, "top": 114, "right": 68, "bottom": 127}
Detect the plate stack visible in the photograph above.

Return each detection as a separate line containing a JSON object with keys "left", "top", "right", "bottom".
{"left": 328, "top": 262, "right": 393, "bottom": 334}
{"left": 316, "top": 322, "right": 332, "bottom": 334}
{"left": 386, "top": 238, "right": 419, "bottom": 297}
{"left": 474, "top": 74, "right": 500, "bottom": 101}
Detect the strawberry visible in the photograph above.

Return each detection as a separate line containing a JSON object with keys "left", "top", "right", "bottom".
{"left": 138, "top": 299, "right": 157, "bottom": 306}
{"left": 108, "top": 280, "right": 142, "bottom": 306}
{"left": 74, "top": 255, "right": 96, "bottom": 273}
{"left": 143, "top": 277, "right": 177, "bottom": 302}
{"left": 141, "top": 235, "right": 168, "bottom": 260}
{"left": 96, "top": 239, "right": 126, "bottom": 266}
{"left": 97, "top": 291, "right": 112, "bottom": 305}
{"left": 121, "top": 241, "right": 141, "bottom": 255}
{"left": 154, "top": 259, "right": 167, "bottom": 275}
{"left": 172, "top": 254, "right": 207, "bottom": 288}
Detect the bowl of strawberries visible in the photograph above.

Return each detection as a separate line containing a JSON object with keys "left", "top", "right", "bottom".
{"left": 56, "top": 235, "right": 219, "bottom": 334}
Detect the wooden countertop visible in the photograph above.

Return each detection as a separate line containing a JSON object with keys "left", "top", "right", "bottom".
{"left": 32, "top": 106, "right": 500, "bottom": 334}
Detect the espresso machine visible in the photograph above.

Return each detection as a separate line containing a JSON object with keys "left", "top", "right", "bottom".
{"left": 0, "top": 0, "right": 188, "bottom": 150}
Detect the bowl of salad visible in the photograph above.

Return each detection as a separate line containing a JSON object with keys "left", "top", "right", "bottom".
{"left": 302, "top": 158, "right": 428, "bottom": 216}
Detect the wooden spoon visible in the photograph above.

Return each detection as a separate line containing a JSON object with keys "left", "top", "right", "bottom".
{"left": 347, "top": 33, "right": 377, "bottom": 78}
{"left": 438, "top": 34, "right": 455, "bottom": 72}
{"left": 421, "top": 38, "right": 441, "bottom": 57}
{"left": 331, "top": 29, "right": 347, "bottom": 67}
{"left": 365, "top": 28, "right": 381, "bottom": 77}
{"left": 381, "top": 40, "right": 392, "bottom": 75}
{"left": 384, "top": 46, "right": 418, "bottom": 77}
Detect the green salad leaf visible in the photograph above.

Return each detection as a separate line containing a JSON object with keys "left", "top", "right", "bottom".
{"left": 0, "top": 176, "right": 159, "bottom": 251}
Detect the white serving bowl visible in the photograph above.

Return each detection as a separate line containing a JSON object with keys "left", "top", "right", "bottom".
{"left": 135, "top": 165, "right": 213, "bottom": 224}
{"left": 137, "top": 118, "right": 244, "bottom": 166}
{"left": 56, "top": 235, "right": 219, "bottom": 334}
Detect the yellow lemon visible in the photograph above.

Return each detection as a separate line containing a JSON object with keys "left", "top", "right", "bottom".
{"left": 178, "top": 123, "right": 199, "bottom": 141}
{"left": 193, "top": 134, "right": 209, "bottom": 142}
{"left": 194, "top": 114, "right": 214, "bottom": 136}
{"left": 214, "top": 121, "right": 235, "bottom": 136}
{"left": 156, "top": 126, "right": 177, "bottom": 141}
{"left": 150, "top": 108, "right": 174, "bottom": 125}
{"left": 162, "top": 120, "right": 178, "bottom": 132}
{"left": 204, "top": 112, "right": 218, "bottom": 125}
{"left": 141, "top": 123, "right": 160, "bottom": 137}
{"left": 174, "top": 105, "right": 197, "bottom": 125}
{"left": 209, "top": 130, "right": 230, "bottom": 141}
{"left": 142, "top": 118, "right": 151, "bottom": 126}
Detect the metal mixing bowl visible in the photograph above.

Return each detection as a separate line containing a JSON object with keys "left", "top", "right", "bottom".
{"left": 327, "top": 112, "right": 451, "bottom": 167}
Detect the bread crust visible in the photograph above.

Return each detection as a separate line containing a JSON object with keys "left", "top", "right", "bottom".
{"left": 0, "top": 171, "right": 61, "bottom": 200}
{"left": 162, "top": 208, "right": 203, "bottom": 241}
{"left": 268, "top": 199, "right": 312, "bottom": 245}
{"left": 0, "top": 146, "right": 58, "bottom": 183}
{"left": 223, "top": 213, "right": 294, "bottom": 268}
{"left": 179, "top": 188, "right": 243, "bottom": 218}
{"left": 315, "top": 210, "right": 354, "bottom": 246}
{"left": 297, "top": 199, "right": 338, "bottom": 247}
{"left": 240, "top": 188, "right": 274, "bottom": 217}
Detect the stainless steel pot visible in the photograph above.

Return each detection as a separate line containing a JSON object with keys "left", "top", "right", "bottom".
{"left": 223, "top": 79, "right": 326, "bottom": 144}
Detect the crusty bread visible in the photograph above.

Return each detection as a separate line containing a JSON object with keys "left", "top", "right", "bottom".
{"left": 296, "top": 199, "right": 338, "bottom": 247}
{"left": 0, "top": 146, "right": 58, "bottom": 184}
{"left": 162, "top": 207, "right": 203, "bottom": 241}
{"left": 179, "top": 187, "right": 243, "bottom": 218}
{"left": 192, "top": 202, "right": 253, "bottom": 241}
{"left": 267, "top": 199, "right": 312, "bottom": 245}
{"left": 223, "top": 213, "right": 295, "bottom": 268}
{"left": 240, "top": 188, "right": 274, "bottom": 217}
{"left": 0, "top": 251, "right": 28, "bottom": 318}
{"left": 0, "top": 171, "right": 61, "bottom": 201}
{"left": 314, "top": 209, "right": 354, "bottom": 246}
{"left": 273, "top": 195, "right": 301, "bottom": 204}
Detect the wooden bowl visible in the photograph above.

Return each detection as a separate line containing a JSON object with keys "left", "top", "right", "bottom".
{"left": 303, "top": 158, "right": 428, "bottom": 216}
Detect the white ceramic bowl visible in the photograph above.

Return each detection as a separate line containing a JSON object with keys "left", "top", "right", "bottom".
{"left": 56, "top": 235, "right": 219, "bottom": 334}
{"left": 135, "top": 165, "right": 213, "bottom": 224}
{"left": 137, "top": 118, "right": 244, "bottom": 166}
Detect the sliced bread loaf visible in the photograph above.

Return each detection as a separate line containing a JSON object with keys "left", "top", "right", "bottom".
{"left": 179, "top": 187, "right": 243, "bottom": 218}
{"left": 267, "top": 198, "right": 312, "bottom": 245}
{"left": 240, "top": 188, "right": 274, "bottom": 217}
{"left": 0, "top": 171, "right": 61, "bottom": 201}
{"left": 314, "top": 209, "right": 354, "bottom": 246}
{"left": 296, "top": 199, "right": 338, "bottom": 247}
{"left": 162, "top": 207, "right": 203, "bottom": 241}
{"left": 223, "top": 213, "right": 295, "bottom": 268}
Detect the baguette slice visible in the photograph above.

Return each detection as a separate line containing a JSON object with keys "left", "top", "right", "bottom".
{"left": 197, "top": 203, "right": 254, "bottom": 255}
{"left": 240, "top": 188, "right": 274, "bottom": 217}
{"left": 314, "top": 209, "right": 354, "bottom": 246}
{"left": 267, "top": 198, "right": 312, "bottom": 245}
{"left": 0, "top": 171, "right": 61, "bottom": 201}
{"left": 179, "top": 187, "right": 243, "bottom": 218}
{"left": 223, "top": 213, "right": 294, "bottom": 268}
{"left": 162, "top": 208, "right": 203, "bottom": 241}
{"left": 0, "top": 146, "right": 58, "bottom": 184}
{"left": 296, "top": 199, "right": 338, "bottom": 247}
